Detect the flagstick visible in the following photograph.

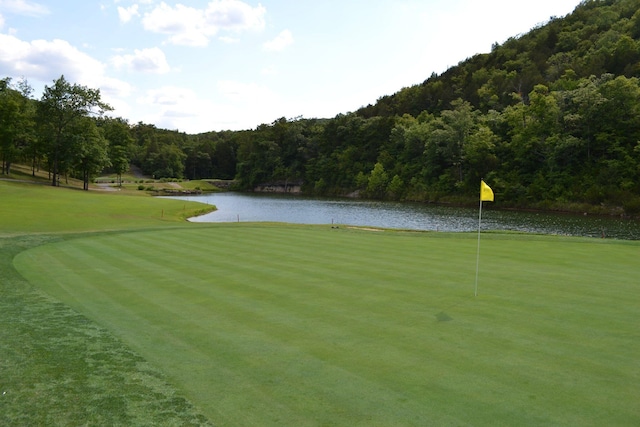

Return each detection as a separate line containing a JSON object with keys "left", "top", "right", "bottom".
{"left": 474, "top": 198, "right": 483, "bottom": 297}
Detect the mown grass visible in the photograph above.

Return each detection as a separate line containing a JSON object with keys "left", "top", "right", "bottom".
{"left": 1, "top": 180, "right": 215, "bottom": 425}
{"left": 179, "top": 179, "right": 221, "bottom": 191}
{"left": 0, "top": 180, "right": 214, "bottom": 235}
{"left": 0, "top": 234, "right": 212, "bottom": 426}
{"left": 12, "top": 221, "right": 640, "bottom": 426}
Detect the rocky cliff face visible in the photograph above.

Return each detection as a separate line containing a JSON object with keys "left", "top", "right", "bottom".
{"left": 254, "top": 181, "right": 302, "bottom": 194}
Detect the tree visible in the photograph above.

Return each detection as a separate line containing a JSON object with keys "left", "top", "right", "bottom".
{"left": 211, "top": 138, "right": 237, "bottom": 179}
{"left": 0, "top": 77, "right": 35, "bottom": 175}
{"left": 37, "top": 75, "right": 111, "bottom": 186}
{"left": 366, "top": 162, "right": 389, "bottom": 199}
{"left": 73, "top": 118, "right": 111, "bottom": 190}
{"left": 145, "top": 144, "right": 187, "bottom": 179}
{"left": 464, "top": 125, "right": 498, "bottom": 185}
{"left": 0, "top": 78, "right": 21, "bottom": 174}
{"left": 424, "top": 99, "right": 478, "bottom": 187}
{"left": 387, "top": 174, "right": 404, "bottom": 200}
{"left": 99, "top": 117, "right": 134, "bottom": 186}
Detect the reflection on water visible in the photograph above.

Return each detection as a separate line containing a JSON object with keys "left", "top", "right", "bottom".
{"left": 166, "top": 192, "right": 640, "bottom": 240}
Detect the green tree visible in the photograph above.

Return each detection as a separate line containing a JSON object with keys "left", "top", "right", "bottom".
{"left": 211, "top": 138, "right": 237, "bottom": 179}
{"left": 37, "top": 75, "right": 111, "bottom": 186}
{"left": 146, "top": 144, "right": 187, "bottom": 179}
{"left": 464, "top": 125, "right": 498, "bottom": 186}
{"left": 367, "top": 162, "right": 389, "bottom": 199}
{"left": 73, "top": 118, "right": 111, "bottom": 190}
{"left": 99, "top": 117, "right": 134, "bottom": 186}
{"left": 387, "top": 174, "right": 404, "bottom": 200}
{"left": 559, "top": 75, "right": 607, "bottom": 163}
{"left": 424, "top": 100, "right": 477, "bottom": 188}
{"left": 0, "top": 77, "right": 35, "bottom": 175}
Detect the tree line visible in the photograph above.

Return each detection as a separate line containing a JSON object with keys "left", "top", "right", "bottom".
{"left": 1, "top": 75, "right": 120, "bottom": 189}
{"left": 1, "top": 0, "right": 639, "bottom": 214}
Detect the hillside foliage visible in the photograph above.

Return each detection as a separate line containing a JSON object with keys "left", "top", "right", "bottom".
{"left": 1, "top": 0, "right": 640, "bottom": 213}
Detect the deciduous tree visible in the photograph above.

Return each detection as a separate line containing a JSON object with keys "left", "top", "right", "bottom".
{"left": 37, "top": 75, "right": 111, "bottom": 186}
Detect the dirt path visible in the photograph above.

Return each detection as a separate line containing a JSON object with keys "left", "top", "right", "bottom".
{"left": 95, "top": 183, "right": 118, "bottom": 191}
{"left": 129, "top": 164, "right": 146, "bottom": 179}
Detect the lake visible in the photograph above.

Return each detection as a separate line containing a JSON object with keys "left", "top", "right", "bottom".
{"left": 166, "top": 192, "right": 640, "bottom": 240}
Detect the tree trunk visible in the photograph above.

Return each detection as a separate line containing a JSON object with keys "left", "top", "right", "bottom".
{"left": 51, "top": 153, "right": 58, "bottom": 186}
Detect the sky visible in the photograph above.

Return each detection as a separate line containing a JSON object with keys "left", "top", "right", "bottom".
{"left": 0, "top": 0, "right": 582, "bottom": 134}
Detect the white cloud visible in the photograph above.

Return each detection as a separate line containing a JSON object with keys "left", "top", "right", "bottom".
{"left": 142, "top": 0, "right": 265, "bottom": 47}
{"left": 218, "top": 79, "right": 276, "bottom": 103}
{"left": 217, "top": 79, "right": 288, "bottom": 126}
{"left": 261, "top": 64, "right": 277, "bottom": 75}
{"left": 139, "top": 85, "right": 198, "bottom": 107}
{"left": 112, "top": 47, "right": 170, "bottom": 74}
{"left": 132, "top": 80, "right": 286, "bottom": 132}
{"left": 143, "top": 2, "right": 209, "bottom": 46}
{"left": 205, "top": 0, "right": 266, "bottom": 32}
{"left": 0, "top": 34, "right": 104, "bottom": 85}
{"left": 0, "top": 0, "right": 49, "bottom": 16}
{"left": 263, "top": 29, "right": 293, "bottom": 52}
{"left": 218, "top": 35, "right": 239, "bottom": 44}
{"left": 0, "top": 13, "right": 4, "bottom": 29}
{"left": 100, "top": 76, "right": 133, "bottom": 98}
{"left": 100, "top": 77, "right": 134, "bottom": 116}
{"left": 0, "top": 33, "right": 131, "bottom": 117}
{"left": 117, "top": 4, "right": 139, "bottom": 23}
{"left": 136, "top": 85, "right": 217, "bottom": 131}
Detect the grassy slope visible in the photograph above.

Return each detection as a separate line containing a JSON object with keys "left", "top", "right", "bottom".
{"left": 0, "top": 180, "right": 214, "bottom": 426}
{"left": 0, "top": 180, "right": 214, "bottom": 236}
{"left": 13, "top": 223, "right": 640, "bottom": 426}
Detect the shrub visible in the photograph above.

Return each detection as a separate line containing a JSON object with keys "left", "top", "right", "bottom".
{"left": 623, "top": 196, "right": 640, "bottom": 216}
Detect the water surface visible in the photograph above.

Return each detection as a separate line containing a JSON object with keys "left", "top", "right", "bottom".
{"left": 168, "top": 192, "right": 640, "bottom": 240}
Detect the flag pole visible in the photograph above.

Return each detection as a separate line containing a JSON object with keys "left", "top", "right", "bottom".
{"left": 474, "top": 196, "right": 483, "bottom": 297}
{"left": 475, "top": 179, "right": 493, "bottom": 297}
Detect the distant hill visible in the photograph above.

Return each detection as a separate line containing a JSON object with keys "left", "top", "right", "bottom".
{"left": 356, "top": 0, "right": 640, "bottom": 119}
{"left": 221, "top": 0, "right": 640, "bottom": 215}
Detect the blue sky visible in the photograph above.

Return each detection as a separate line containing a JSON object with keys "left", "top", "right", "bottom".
{"left": 0, "top": 0, "right": 581, "bottom": 133}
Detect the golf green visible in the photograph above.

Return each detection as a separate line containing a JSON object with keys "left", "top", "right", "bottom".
{"left": 14, "top": 224, "right": 640, "bottom": 426}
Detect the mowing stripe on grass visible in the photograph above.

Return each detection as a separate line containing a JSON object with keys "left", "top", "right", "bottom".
{"left": 14, "top": 224, "right": 640, "bottom": 426}
{"left": 1, "top": 235, "right": 213, "bottom": 426}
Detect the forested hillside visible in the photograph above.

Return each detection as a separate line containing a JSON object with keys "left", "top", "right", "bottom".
{"left": 2, "top": 0, "right": 640, "bottom": 214}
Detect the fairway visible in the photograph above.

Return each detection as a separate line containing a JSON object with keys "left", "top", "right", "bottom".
{"left": 13, "top": 224, "right": 640, "bottom": 426}
{"left": 0, "top": 180, "right": 214, "bottom": 235}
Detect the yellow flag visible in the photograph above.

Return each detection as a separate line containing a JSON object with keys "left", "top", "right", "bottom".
{"left": 480, "top": 180, "right": 494, "bottom": 202}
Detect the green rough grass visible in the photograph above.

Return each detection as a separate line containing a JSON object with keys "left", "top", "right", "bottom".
{"left": 13, "top": 224, "right": 640, "bottom": 426}
{"left": 177, "top": 179, "right": 220, "bottom": 191}
{"left": 0, "top": 180, "right": 214, "bottom": 235}
{"left": 0, "top": 234, "right": 212, "bottom": 426}
{"left": 0, "top": 181, "right": 215, "bottom": 425}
